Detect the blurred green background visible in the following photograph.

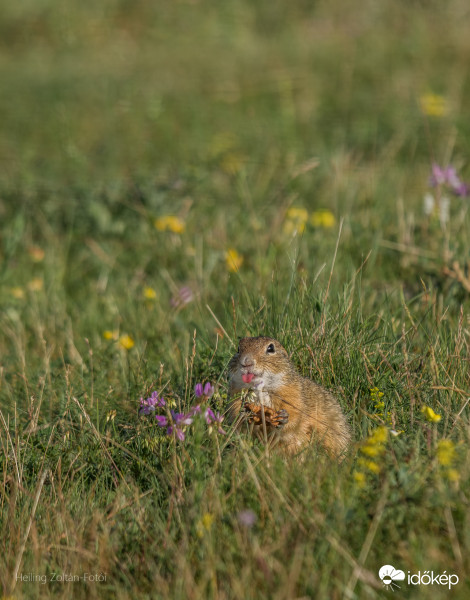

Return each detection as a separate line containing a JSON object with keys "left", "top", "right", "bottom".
{"left": 2, "top": 0, "right": 470, "bottom": 360}
{"left": 2, "top": 0, "right": 470, "bottom": 184}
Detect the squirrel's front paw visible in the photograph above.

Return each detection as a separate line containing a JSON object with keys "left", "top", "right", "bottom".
{"left": 244, "top": 403, "right": 289, "bottom": 429}
{"left": 273, "top": 408, "right": 289, "bottom": 427}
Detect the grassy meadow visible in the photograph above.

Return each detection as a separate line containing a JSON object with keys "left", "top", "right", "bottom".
{"left": 1, "top": 0, "right": 470, "bottom": 598}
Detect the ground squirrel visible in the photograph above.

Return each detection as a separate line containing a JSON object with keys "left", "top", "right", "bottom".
{"left": 228, "top": 336, "right": 351, "bottom": 459}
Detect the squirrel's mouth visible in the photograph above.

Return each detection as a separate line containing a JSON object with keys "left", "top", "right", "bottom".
{"left": 241, "top": 371, "right": 262, "bottom": 385}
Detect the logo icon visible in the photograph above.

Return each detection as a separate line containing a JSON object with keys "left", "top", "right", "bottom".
{"left": 379, "top": 565, "right": 405, "bottom": 591}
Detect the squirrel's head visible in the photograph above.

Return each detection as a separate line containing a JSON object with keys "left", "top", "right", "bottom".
{"left": 228, "top": 336, "right": 292, "bottom": 391}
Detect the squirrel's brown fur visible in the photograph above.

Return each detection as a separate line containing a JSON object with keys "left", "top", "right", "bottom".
{"left": 228, "top": 336, "right": 351, "bottom": 459}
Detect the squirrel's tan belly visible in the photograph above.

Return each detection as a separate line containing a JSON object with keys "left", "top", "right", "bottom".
{"left": 252, "top": 387, "right": 274, "bottom": 408}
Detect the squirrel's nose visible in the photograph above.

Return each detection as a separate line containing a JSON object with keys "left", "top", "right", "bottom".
{"left": 241, "top": 355, "right": 255, "bottom": 367}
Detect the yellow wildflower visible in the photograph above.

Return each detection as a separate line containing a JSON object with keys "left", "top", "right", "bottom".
{"left": 354, "top": 426, "right": 388, "bottom": 485}
{"left": 119, "top": 334, "right": 135, "bottom": 350}
{"left": 357, "top": 457, "right": 381, "bottom": 474}
{"left": 103, "top": 330, "right": 118, "bottom": 340}
{"left": 370, "top": 387, "right": 384, "bottom": 400}
{"left": 201, "top": 512, "right": 214, "bottom": 529}
{"left": 27, "top": 278, "right": 44, "bottom": 292}
{"left": 436, "top": 439, "right": 460, "bottom": 482}
{"left": 370, "top": 387, "right": 386, "bottom": 414}
{"left": 196, "top": 512, "right": 214, "bottom": 538}
{"left": 420, "top": 93, "right": 448, "bottom": 117}
{"left": 143, "top": 286, "right": 157, "bottom": 300}
{"left": 436, "top": 439, "right": 456, "bottom": 467}
{"left": 220, "top": 152, "right": 245, "bottom": 174}
{"left": 368, "top": 426, "right": 388, "bottom": 445}
{"left": 283, "top": 207, "right": 308, "bottom": 235}
{"left": 310, "top": 209, "right": 336, "bottom": 228}
{"left": 287, "top": 207, "right": 309, "bottom": 222}
{"left": 446, "top": 468, "right": 460, "bottom": 482}
{"left": 353, "top": 470, "right": 366, "bottom": 487}
{"left": 154, "top": 216, "right": 185, "bottom": 234}
{"left": 421, "top": 405, "right": 441, "bottom": 423}
{"left": 225, "top": 248, "right": 243, "bottom": 272}
{"left": 360, "top": 443, "right": 383, "bottom": 458}
{"left": 11, "top": 287, "right": 25, "bottom": 299}
{"left": 283, "top": 219, "right": 305, "bottom": 235}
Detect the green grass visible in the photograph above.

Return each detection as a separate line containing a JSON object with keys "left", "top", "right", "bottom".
{"left": 1, "top": 0, "right": 470, "bottom": 598}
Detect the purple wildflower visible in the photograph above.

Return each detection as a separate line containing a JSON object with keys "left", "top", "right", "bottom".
{"left": 213, "top": 412, "right": 226, "bottom": 435}
{"left": 204, "top": 407, "right": 216, "bottom": 424}
{"left": 430, "top": 163, "right": 446, "bottom": 186}
{"left": 195, "top": 381, "right": 215, "bottom": 398}
{"left": 454, "top": 181, "right": 469, "bottom": 197}
{"left": 429, "top": 163, "right": 469, "bottom": 197}
{"left": 167, "top": 424, "right": 186, "bottom": 441}
{"left": 170, "top": 286, "right": 194, "bottom": 308}
{"left": 204, "top": 407, "right": 226, "bottom": 434}
{"left": 138, "top": 383, "right": 225, "bottom": 442}
{"left": 171, "top": 411, "right": 193, "bottom": 426}
{"left": 194, "top": 381, "right": 214, "bottom": 398}
{"left": 138, "top": 400, "right": 154, "bottom": 416}
{"left": 172, "top": 427, "right": 185, "bottom": 441}
{"left": 162, "top": 410, "right": 195, "bottom": 441}
{"left": 445, "top": 166, "right": 461, "bottom": 190}
{"left": 237, "top": 509, "right": 257, "bottom": 528}
{"left": 139, "top": 391, "right": 165, "bottom": 416}
{"left": 203, "top": 382, "right": 214, "bottom": 397}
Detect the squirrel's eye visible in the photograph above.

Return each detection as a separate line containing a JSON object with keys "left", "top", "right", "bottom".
{"left": 266, "top": 343, "right": 275, "bottom": 354}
